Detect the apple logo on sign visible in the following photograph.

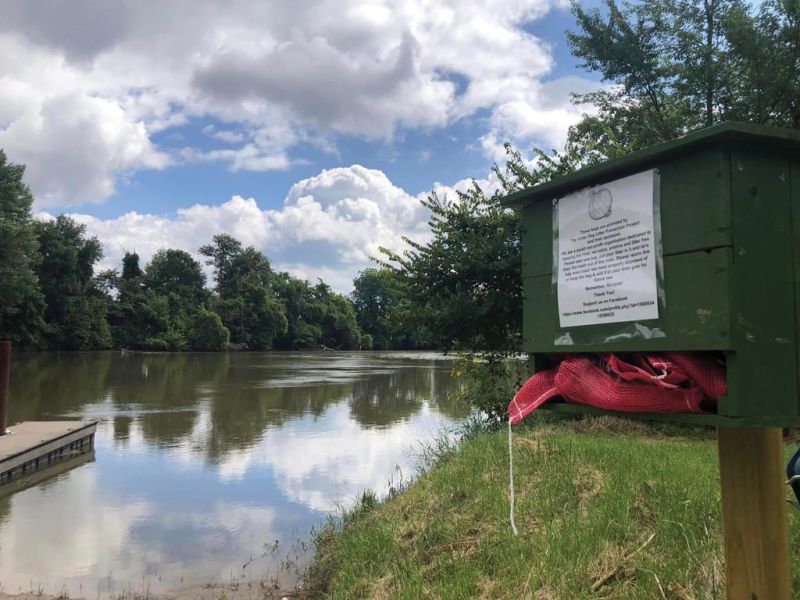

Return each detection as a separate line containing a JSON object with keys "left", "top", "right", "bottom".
{"left": 588, "top": 188, "right": 613, "bottom": 220}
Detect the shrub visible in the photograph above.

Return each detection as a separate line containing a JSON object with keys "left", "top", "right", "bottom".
{"left": 359, "top": 333, "right": 373, "bottom": 350}
{"left": 189, "top": 309, "right": 230, "bottom": 351}
{"left": 451, "top": 352, "right": 524, "bottom": 420}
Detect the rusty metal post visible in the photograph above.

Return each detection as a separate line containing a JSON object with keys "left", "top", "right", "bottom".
{"left": 0, "top": 341, "right": 10, "bottom": 435}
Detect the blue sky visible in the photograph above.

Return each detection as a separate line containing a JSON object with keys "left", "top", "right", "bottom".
{"left": 0, "top": 0, "right": 602, "bottom": 291}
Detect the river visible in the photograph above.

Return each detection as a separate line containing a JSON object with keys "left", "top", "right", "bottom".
{"left": 0, "top": 351, "right": 467, "bottom": 597}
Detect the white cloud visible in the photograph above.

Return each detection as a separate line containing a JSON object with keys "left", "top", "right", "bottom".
{"left": 0, "top": 0, "right": 596, "bottom": 206}
{"left": 62, "top": 165, "right": 436, "bottom": 293}
{"left": 480, "top": 75, "right": 602, "bottom": 161}
{"left": 192, "top": 30, "right": 454, "bottom": 139}
{"left": 186, "top": 118, "right": 300, "bottom": 171}
{"left": 271, "top": 165, "right": 429, "bottom": 262}
{"left": 0, "top": 90, "right": 169, "bottom": 205}
{"left": 430, "top": 170, "right": 505, "bottom": 202}
{"left": 204, "top": 126, "right": 247, "bottom": 144}
{"left": 64, "top": 195, "right": 270, "bottom": 279}
{"left": 182, "top": 144, "right": 292, "bottom": 172}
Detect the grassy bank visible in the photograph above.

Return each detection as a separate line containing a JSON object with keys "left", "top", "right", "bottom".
{"left": 306, "top": 417, "right": 800, "bottom": 599}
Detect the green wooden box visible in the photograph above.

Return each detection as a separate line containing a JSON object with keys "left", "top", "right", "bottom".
{"left": 502, "top": 122, "right": 800, "bottom": 427}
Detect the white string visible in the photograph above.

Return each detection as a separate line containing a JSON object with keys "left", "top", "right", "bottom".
{"left": 508, "top": 419, "right": 518, "bottom": 536}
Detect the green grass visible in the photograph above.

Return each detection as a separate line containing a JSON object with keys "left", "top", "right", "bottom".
{"left": 305, "top": 416, "right": 800, "bottom": 599}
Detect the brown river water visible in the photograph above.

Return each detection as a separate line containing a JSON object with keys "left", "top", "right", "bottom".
{"left": 0, "top": 351, "right": 468, "bottom": 597}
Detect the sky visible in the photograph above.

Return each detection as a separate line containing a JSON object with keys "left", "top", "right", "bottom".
{"left": 0, "top": 0, "right": 601, "bottom": 292}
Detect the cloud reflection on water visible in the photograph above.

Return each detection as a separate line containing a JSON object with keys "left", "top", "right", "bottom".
{"left": 0, "top": 352, "right": 467, "bottom": 596}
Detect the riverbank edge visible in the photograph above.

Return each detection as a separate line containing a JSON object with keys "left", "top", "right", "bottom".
{"left": 300, "top": 415, "right": 800, "bottom": 599}
{"left": 8, "top": 417, "right": 799, "bottom": 599}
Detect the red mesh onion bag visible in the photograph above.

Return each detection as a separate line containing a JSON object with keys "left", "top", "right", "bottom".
{"left": 555, "top": 356, "right": 706, "bottom": 414}
{"left": 665, "top": 352, "right": 727, "bottom": 400}
{"left": 508, "top": 367, "right": 558, "bottom": 425}
{"left": 507, "top": 352, "right": 726, "bottom": 424}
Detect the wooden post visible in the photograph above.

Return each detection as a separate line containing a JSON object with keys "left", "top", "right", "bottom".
{"left": 0, "top": 341, "right": 9, "bottom": 435}
{"left": 718, "top": 427, "right": 791, "bottom": 599}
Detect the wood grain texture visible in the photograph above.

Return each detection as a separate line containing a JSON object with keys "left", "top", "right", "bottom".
{"left": 717, "top": 427, "right": 791, "bottom": 600}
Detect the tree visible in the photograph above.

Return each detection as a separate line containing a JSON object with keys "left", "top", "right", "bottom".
{"left": 268, "top": 272, "right": 364, "bottom": 350}
{"left": 269, "top": 272, "right": 323, "bottom": 349}
{"left": 144, "top": 249, "right": 206, "bottom": 306}
{"left": 216, "top": 282, "right": 287, "bottom": 350}
{"left": 565, "top": 0, "right": 800, "bottom": 160}
{"left": 352, "top": 268, "right": 399, "bottom": 350}
{"left": 301, "top": 281, "right": 359, "bottom": 350}
{"left": 105, "top": 249, "right": 229, "bottom": 351}
{"left": 107, "top": 252, "right": 176, "bottom": 350}
{"left": 34, "top": 215, "right": 111, "bottom": 349}
{"left": 199, "top": 234, "right": 272, "bottom": 296}
{"left": 567, "top": 0, "right": 743, "bottom": 146}
{"left": 121, "top": 251, "right": 143, "bottom": 280}
{"left": 0, "top": 150, "right": 44, "bottom": 346}
{"left": 0, "top": 150, "right": 45, "bottom": 345}
{"left": 143, "top": 248, "right": 234, "bottom": 351}
{"left": 197, "top": 234, "right": 243, "bottom": 295}
{"left": 352, "top": 268, "right": 427, "bottom": 349}
{"left": 189, "top": 309, "right": 230, "bottom": 351}
{"left": 199, "top": 234, "right": 287, "bottom": 350}
{"left": 382, "top": 182, "right": 523, "bottom": 352}
{"left": 725, "top": 0, "right": 800, "bottom": 127}
{"left": 359, "top": 333, "right": 374, "bottom": 350}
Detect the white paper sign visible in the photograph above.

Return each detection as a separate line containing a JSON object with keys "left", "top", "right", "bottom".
{"left": 556, "top": 169, "right": 660, "bottom": 328}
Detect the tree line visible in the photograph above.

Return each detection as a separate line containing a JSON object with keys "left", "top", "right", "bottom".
{"left": 0, "top": 145, "right": 434, "bottom": 352}
{"left": 2, "top": 0, "right": 798, "bottom": 356}
{"left": 0, "top": 159, "right": 424, "bottom": 352}
{"left": 0, "top": 144, "right": 433, "bottom": 352}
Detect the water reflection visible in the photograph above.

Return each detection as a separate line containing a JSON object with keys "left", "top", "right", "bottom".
{"left": 0, "top": 352, "right": 467, "bottom": 596}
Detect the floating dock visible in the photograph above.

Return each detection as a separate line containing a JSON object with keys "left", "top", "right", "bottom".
{"left": 0, "top": 421, "right": 98, "bottom": 484}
